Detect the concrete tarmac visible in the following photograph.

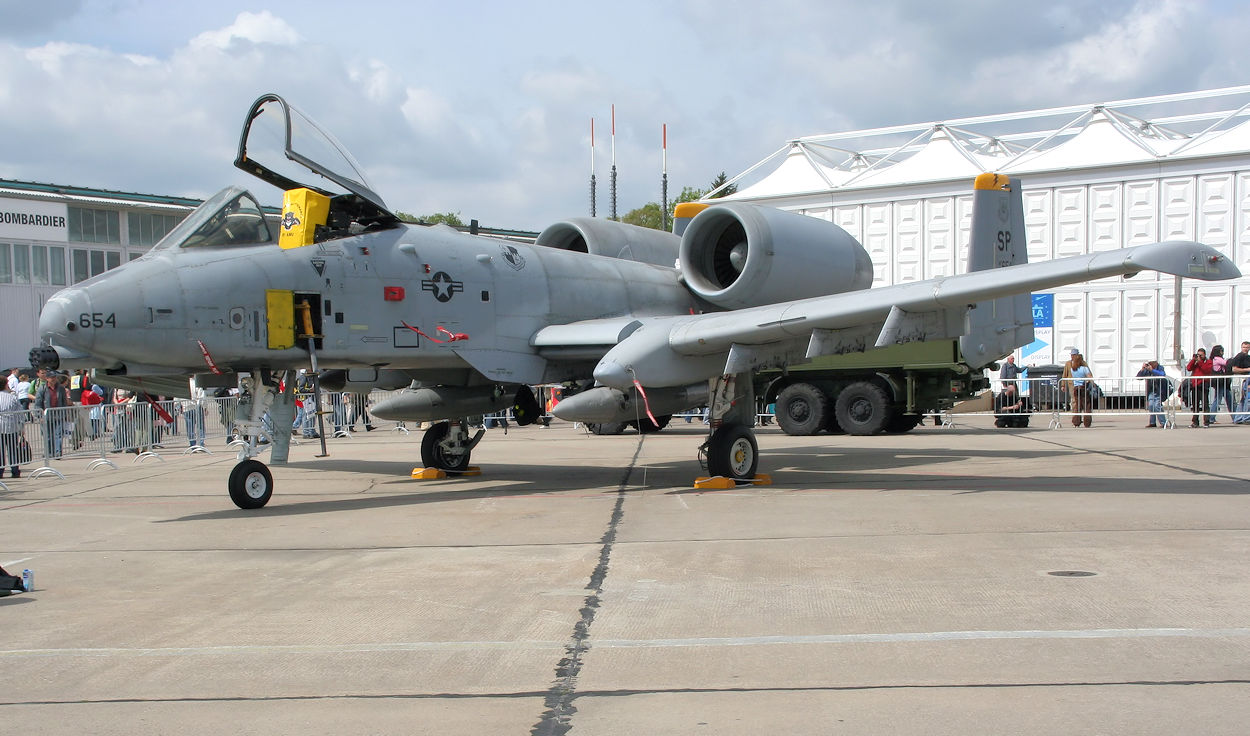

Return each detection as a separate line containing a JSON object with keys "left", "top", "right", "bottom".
{"left": 1, "top": 417, "right": 1248, "bottom": 735}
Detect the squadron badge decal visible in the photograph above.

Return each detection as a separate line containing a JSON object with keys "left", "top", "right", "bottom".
{"left": 500, "top": 244, "right": 526, "bottom": 271}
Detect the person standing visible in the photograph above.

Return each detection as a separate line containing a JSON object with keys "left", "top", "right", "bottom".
{"left": 999, "top": 355, "right": 1022, "bottom": 394}
{"left": 80, "top": 380, "right": 104, "bottom": 440}
{"left": 1230, "top": 341, "right": 1250, "bottom": 424}
{"left": 183, "top": 380, "right": 206, "bottom": 448}
{"left": 1136, "top": 360, "right": 1169, "bottom": 428}
{"left": 1063, "top": 349, "right": 1094, "bottom": 427}
{"left": 14, "top": 373, "right": 30, "bottom": 410}
{"left": 1186, "top": 348, "right": 1214, "bottom": 427}
{"left": 0, "top": 379, "right": 24, "bottom": 478}
{"left": 34, "top": 372, "right": 70, "bottom": 458}
{"left": 1209, "top": 345, "right": 1234, "bottom": 422}
{"left": 26, "top": 368, "right": 46, "bottom": 410}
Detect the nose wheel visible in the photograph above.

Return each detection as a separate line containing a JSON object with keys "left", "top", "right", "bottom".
{"left": 228, "top": 459, "right": 274, "bottom": 509}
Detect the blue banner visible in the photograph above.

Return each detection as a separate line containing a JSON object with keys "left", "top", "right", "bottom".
{"left": 1032, "top": 293, "right": 1054, "bottom": 328}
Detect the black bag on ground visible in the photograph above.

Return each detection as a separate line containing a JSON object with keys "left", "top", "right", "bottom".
{"left": 0, "top": 564, "right": 23, "bottom": 592}
{"left": 15, "top": 436, "right": 31, "bottom": 465}
{"left": 1178, "top": 379, "right": 1194, "bottom": 409}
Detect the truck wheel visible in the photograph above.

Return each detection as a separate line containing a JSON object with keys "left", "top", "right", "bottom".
{"left": 775, "top": 383, "right": 828, "bottom": 436}
{"left": 885, "top": 413, "right": 922, "bottom": 433}
{"left": 835, "top": 382, "right": 891, "bottom": 435}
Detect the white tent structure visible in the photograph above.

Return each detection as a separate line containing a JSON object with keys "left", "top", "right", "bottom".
{"left": 716, "top": 86, "right": 1250, "bottom": 380}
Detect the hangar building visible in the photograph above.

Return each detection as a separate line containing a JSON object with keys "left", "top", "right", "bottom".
{"left": 718, "top": 86, "right": 1250, "bottom": 380}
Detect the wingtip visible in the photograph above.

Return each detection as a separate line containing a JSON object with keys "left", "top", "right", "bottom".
{"left": 1124, "top": 241, "right": 1242, "bottom": 281}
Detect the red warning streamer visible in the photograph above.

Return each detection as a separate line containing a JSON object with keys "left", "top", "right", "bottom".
{"left": 631, "top": 378, "right": 659, "bottom": 427}
{"left": 401, "top": 321, "right": 469, "bottom": 343}
{"left": 196, "top": 340, "right": 223, "bottom": 375}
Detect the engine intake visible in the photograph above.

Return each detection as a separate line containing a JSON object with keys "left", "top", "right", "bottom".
{"left": 679, "top": 203, "right": 873, "bottom": 309}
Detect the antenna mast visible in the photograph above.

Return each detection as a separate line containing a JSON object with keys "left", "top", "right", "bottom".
{"left": 589, "top": 118, "right": 597, "bottom": 217}
{"left": 661, "top": 123, "right": 669, "bottom": 232}
{"left": 610, "top": 104, "right": 618, "bottom": 220}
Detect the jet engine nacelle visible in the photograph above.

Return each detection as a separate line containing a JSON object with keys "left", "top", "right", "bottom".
{"left": 319, "top": 369, "right": 413, "bottom": 393}
{"left": 370, "top": 386, "right": 511, "bottom": 422}
{"left": 678, "top": 203, "right": 874, "bottom": 310}
{"left": 552, "top": 383, "right": 710, "bottom": 424}
{"left": 535, "top": 218, "right": 681, "bottom": 268}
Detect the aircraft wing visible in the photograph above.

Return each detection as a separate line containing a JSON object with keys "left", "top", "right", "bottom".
{"left": 590, "top": 240, "right": 1240, "bottom": 391}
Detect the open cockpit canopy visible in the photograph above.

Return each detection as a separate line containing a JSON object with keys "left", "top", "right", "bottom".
{"left": 233, "top": 93, "right": 397, "bottom": 227}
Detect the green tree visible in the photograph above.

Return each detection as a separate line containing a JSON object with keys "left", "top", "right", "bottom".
{"left": 707, "top": 171, "right": 737, "bottom": 199}
{"left": 620, "top": 174, "right": 736, "bottom": 231}
{"left": 396, "top": 210, "right": 465, "bottom": 227}
{"left": 621, "top": 202, "right": 665, "bottom": 229}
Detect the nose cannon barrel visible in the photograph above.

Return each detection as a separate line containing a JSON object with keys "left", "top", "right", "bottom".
{"left": 29, "top": 345, "right": 60, "bottom": 371}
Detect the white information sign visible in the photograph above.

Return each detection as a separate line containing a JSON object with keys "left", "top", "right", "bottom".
{"left": 0, "top": 197, "right": 69, "bottom": 242}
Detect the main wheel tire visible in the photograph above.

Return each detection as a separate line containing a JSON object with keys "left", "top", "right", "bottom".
{"left": 420, "top": 422, "right": 472, "bottom": 472}
{"left": 228, "top": 459, "right": 273, "bottom": 509}
{"left": 586, "top": 422, "right": 628, "bottom": 435}
{"left": 775, "top": 383, "right": 829, "bottom": 436}
{"left": 706, "top": 424, "right": 759, "bottom": 480}
{"left": 629, "top": 414, "right": 671, "bottom": 433}
{"left": 834, "top": 381, "right": 891, "bottom": 435}
{"left": 884, "top": 412, "right": 922, "bottom": 434}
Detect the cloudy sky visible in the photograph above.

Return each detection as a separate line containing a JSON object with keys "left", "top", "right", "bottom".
{"left": 2, "top": 0, "right": 1248, "bottom": 230}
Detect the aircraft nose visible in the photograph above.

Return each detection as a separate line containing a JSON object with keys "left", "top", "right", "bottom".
{"left": 39, "top": 288, "right": 94, "bottom": 350}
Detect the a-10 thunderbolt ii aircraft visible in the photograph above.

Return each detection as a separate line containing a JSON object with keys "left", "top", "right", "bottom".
{"left": 31, "top": 93, "right": 1240, "bottom": 509}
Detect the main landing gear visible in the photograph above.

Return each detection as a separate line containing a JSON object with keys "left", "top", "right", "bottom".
{"left": 420, "top": 420, "right": 484, "bottom": 472}
{"left": 697, "top": 373, "right": 767, "bottom": 486}
{"left": 705, "top": 423, "right": 759, "bottom": 479}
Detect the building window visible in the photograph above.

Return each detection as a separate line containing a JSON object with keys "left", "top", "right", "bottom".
{"left": 68, "top": 207, "right": 120, "bottom": 244}
{"left": 31, "top": 245, "right": 48, "bottom": 284}
{"left": 71, "top": 247, "right": 123, "bottom": 283}
{"left": 13, "top": 243, "right": 29, "bottom": 284}
{"left": 9, "top": 245, "right": 68, "bottom": 287}
{"left": 128, "top": 211, "right": 181, "bottom": 247}
{"left": 72, "top": 249, "right": 88, "bottom": 283}
{"left": 50, "top": 246, "right": 65, "bottom": 286}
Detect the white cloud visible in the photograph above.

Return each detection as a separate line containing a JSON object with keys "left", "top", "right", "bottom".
{"left": 967, "top": 0, "right": 1199, "bottom": 107}
{"left": 188, "top": 10, "right": 301, "bottom": 51}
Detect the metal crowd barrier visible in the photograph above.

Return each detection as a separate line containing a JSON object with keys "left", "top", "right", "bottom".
{"left": 0, "top": 397, "right": 244, "bottom": 476}
{"left": 0, "top": 390, "right": 406, "bottom": 481}
{"left": 963, "top": 374, "right": 1250, "bottom": 429}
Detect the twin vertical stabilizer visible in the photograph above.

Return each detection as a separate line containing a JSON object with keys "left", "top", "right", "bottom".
{"left": 959, "top": 173, "right": 1034, "bottom": 368}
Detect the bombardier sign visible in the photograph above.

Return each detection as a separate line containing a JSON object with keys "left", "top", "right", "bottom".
{"left": 0, "top": 197, "right": 68, "bottom": 241}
